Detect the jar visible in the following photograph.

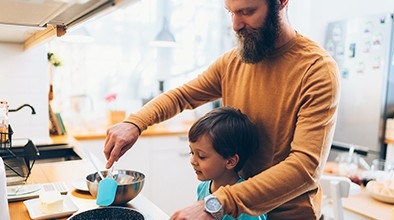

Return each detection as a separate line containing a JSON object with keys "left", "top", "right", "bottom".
{"left": 0, "top": 101, "right": 9, "bottom": 143}
{"left": 336, "top": 152, "right": 359, "bottom": 177}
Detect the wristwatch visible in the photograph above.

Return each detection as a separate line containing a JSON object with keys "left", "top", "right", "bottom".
{"left": 204, "top": 194, "right": 224, "bottom": 220}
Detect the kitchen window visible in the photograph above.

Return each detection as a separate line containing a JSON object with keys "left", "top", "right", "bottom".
{"left": 48, "top": 0, "right": 234, "bottom": 131}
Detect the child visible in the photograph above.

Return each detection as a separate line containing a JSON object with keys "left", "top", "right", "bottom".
{"left": 188, "top": 106, "right": 267, "bottom": 220}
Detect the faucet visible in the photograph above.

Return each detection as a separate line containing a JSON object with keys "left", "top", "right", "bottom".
{"left": 9, "top": 104, "right": 36, "bottom": 114}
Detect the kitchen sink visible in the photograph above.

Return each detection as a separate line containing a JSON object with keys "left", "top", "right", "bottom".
{"left": 33, "top": 143, "right": 82, "bottom": 163}
{"left": 1, "top": 142, "right": 82, "bottom": 162}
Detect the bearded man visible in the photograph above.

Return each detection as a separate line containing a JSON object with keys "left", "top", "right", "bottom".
{"left": 104, "top": 0, "right": 340, "bottom": 219}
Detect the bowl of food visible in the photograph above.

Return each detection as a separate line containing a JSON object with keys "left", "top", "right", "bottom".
{"left": 68, "top": 206, "right": 146, "bottom": 220}
{"left": 366, "top": 180, "right": 394, "bottom": 204}
{"left": 86, "top": 169, "right": 145, "bottom": 206}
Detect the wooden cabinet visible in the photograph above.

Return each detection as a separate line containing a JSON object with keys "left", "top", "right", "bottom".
{"left": 0, "top": 0, "right": 139, "bottom": 50}
{"left": 77, "top": 134, "right": 200, "bottom": 215}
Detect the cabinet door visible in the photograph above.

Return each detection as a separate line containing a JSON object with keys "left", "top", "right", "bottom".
{"left": 149, "top": 135, "right": 200, "bottom": 215}
{"left": 77, "top": 139, "right": 107, "bottom": 165}
{"left": 126, "top": 137, "right": 153, "bottom": 198}
{"left": 116, "top": 138, "right": 151, "bottom": 174}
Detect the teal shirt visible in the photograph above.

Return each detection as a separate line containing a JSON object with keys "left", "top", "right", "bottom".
{"left": 197, "top": 178, "right": 267, "bottom": 220}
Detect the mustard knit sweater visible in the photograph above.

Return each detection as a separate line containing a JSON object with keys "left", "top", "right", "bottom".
{"left": 126, "top": 33, "right": 340, "bottom": 219}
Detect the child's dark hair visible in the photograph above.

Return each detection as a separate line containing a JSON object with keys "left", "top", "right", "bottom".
{"left": 188, "top": 106, "right": 259, "bottom": 172}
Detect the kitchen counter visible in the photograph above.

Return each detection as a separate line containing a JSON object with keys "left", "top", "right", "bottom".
{"left": 9, "top": 158, "right": 393, "bottom": 220}
{"left": 324, "top": 161, "right": 393, "bottom": 219}
{"left": 7, "top": 158, "right": 169, "bottom": 220}
{"left": 9, "top": 135, "right": 391, "bottom": 219}
{"left": 342, "top": 187, "right": 393, "bottom": 220}
{"left": 70, "top": 122, "right": 192, "bottom": 141}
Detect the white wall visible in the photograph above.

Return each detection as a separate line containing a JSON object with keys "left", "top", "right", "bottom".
{"left": 0, "top": 43, "right": 50, "bottom": 144}
{"left": 289, "top": 0, "right": 394, "bottom": 46}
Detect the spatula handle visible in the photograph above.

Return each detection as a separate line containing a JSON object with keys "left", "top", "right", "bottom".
{"left": 83, "top": 148, "right": 105, "bottom": 180}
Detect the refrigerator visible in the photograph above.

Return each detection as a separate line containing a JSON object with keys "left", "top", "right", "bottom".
{"left": 324, "top": 13, "right": 394, "bottom": 162}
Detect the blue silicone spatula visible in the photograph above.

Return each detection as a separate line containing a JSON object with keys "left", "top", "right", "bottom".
{"left": 96, "top": 163, "right": 118, "bottom": 206}
{"left": 83, "top": 149, "right": 117, "bottom": 206}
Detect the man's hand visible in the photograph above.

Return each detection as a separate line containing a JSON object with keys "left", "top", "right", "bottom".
{"left": 104, "top": 122, "right": 140, "bottom": 169}
{"left": 170, "top": 200, "right": 214, "bottom": 220}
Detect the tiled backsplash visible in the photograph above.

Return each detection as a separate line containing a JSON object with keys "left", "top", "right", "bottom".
{"left": 0, "top": 43, "right": 51, "bottom": 144}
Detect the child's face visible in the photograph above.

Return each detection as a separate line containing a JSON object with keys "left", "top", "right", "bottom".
{"left": 189, "top": 134, "right": 232, "bottom": 182}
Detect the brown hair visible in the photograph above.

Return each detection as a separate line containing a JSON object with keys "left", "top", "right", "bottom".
{"left": 188, "top": 106, "right": 259, "bottom": 172}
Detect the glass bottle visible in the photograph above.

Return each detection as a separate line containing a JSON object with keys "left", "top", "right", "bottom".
{"left": 0, "top": 101, "right": 9, "bottom": 143}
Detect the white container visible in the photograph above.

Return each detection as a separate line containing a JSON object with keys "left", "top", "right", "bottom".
{"left": 336, "top": 153, "right": 359, "bottom": 177}
{"left": 0, "top": 157, "right": 10, "bottom": 220}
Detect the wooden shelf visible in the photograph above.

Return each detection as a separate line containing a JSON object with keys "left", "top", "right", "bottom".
{"left": 385, "top": 139, "right": 394, "bottom": 144}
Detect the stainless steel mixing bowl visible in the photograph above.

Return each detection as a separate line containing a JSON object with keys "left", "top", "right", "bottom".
{"left": 86, "top": 169, "right": 145, "bottom": 205}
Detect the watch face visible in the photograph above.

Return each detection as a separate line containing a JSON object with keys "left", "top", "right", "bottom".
{"left": 206, "top": 198, "right": 221, "bottom": 212}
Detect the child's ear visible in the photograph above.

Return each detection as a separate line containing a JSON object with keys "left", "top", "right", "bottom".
{"left": 226, "top": 154, "right": 239, "bottom": 170}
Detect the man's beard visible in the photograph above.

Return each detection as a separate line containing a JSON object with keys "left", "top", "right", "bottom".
{"left": 236, "top": 2, "right": 281, "bottom": 64}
